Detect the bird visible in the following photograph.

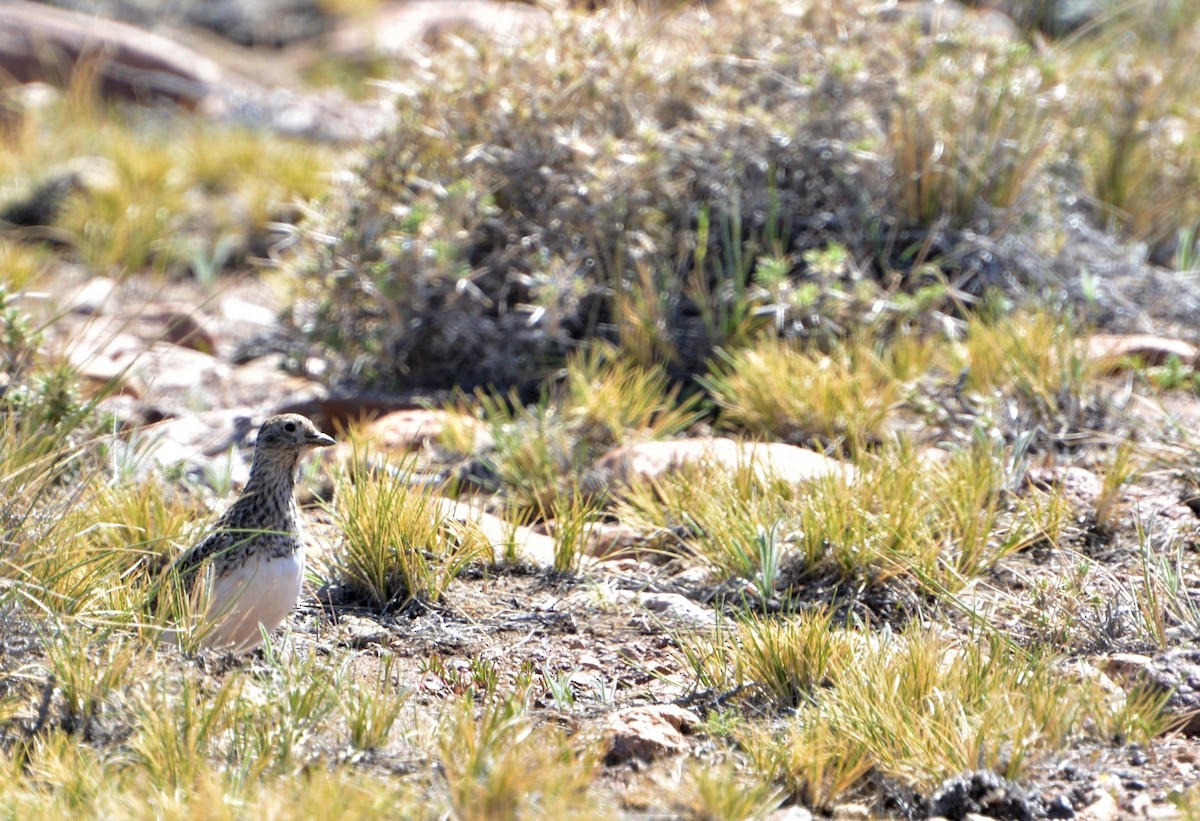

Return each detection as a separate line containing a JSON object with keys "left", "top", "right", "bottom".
{"left": 162, "top": 413, "right": 335, "bottom": 653}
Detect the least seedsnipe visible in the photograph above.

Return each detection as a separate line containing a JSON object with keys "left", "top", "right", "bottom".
{"left": 164, "top": 413, "right": 335, "bottom": 652}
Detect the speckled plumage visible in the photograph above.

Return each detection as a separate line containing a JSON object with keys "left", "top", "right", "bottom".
{"left": 169, "top": 413, "right": 335, "bottom": 652}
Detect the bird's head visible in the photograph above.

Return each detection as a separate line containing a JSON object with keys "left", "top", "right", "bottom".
{"left": 254, "top": 414, "right": 336, "bottom": 454}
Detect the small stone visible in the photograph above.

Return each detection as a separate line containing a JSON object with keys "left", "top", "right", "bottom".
{"left": 602, "top": 704, "right": 698, "bottom": 765}
{"left": 830, "top": 803, "right": 871, "bottom": 821}
{"left": 766, "top": 807, "right": 816, "bottom": 821}
{"left": 1024, "top": 466, "right": 1102, "bottom": 510}
{"left": 65, "top": 277, "right": 118, "bottom": 315}
{"left": 337, "top": 615, "right": 388, "bottom": 648}
{"left": 1094, "top": 653, "right": 1153, "bottom": 680}
{"left": 1077, "top": 789, "right": 1119, "bottom": 821}
{"left": 635, "top": 592, "right": 717, "bottom": 629}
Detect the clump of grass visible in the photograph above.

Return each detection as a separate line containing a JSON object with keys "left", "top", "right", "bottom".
{"left": 11, "top": 477, "right": 191, "bottom": 622}
{"left": 226, "top": 638, "right": 345, "bottom": 777}
{"left": 1066, "top": 15, "right": 1200, "bottom": 259}
{"left": 618, "top": 434, "right": 1065, "bottom": 601}
{"left": 0, "top": 243, "right": 53, "bottom": 295}
{"left": 888, "top": 45, "right": 1062, "bottom": 231}
{"left": 340, "top": 653, "right": 409, "bottom": 753}
{"left": 435, "top": 691, "right": 601, "bottom": 820}
{"left": 476, "top": 344, "right": 703, "bottom": 516}
{"left": 959, "top": 310, "right": 1095, "bottom": 428}
{"left": 537, "top": 484, "right": 607, "bottom": 573}
{"left": 700, "top": 338, "right": 900, "bottom": 447}
{"left": 0, "top": 390, "right": 117, "bottom": 621}
{"left": 1133, "top": 531, "right": 1200, "bottom": 649}
{"left": 719, "top": 619, "right": 1171, "bottom": 809}
{"left": 1094, "top": 439, "right": 1140, "bottom": 532}
{"left": 324, "top": 460, "right": 490, "bottom": 613}
{"left": 476, "top": 387, "right": 582, "bottom": 516}
{"left": 930, "top": 435, "right": 1061, "bottom": 585}
{"left": 564, "top": 343, "right": 704, "bottom": 446}
{"left": 673, "top": 761, "right": 784, "bottom": 821}
{"left": 731, "top": 610, "right": 856, "bottom": 707}
{"left": 127, "top": 673, "right": 238, "bottom": 791}
{"left": 11, "top": 731, "right": 116, "bottom": 813}
{"left": 613, "top": 462, "right": 799, "bottom": 594}
{"left": 1, "top": 94, "right": 332, "bottom": 278}
{"left": 40, "top": 630, "right": 142, "bottom": 737}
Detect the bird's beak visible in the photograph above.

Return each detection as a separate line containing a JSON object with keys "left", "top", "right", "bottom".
{"left": 309, "top": 431, "right": 336, "bottom": 448}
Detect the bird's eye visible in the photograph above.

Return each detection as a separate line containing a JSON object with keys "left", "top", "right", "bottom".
{"left": 284, "top": 422, "right": 296, "bottom": 432}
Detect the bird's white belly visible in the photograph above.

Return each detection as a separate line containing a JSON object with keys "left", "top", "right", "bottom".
{"left": 201, "top": 550, "right": 304, "bottom": 652}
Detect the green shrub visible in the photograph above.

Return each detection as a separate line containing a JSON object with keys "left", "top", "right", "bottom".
{"left": 287, "top": 1, "right": 1055, "bottom": 392}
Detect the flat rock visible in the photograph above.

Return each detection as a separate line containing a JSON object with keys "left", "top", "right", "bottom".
{"left": 1086, "top": 334, "right": 1199, "bottom": 372}
{"left": 435, "top": 497, "right": 557, "bottom": 567}
{"left": 597, "top": 437, "right": 855, "bottom": 488}
{"left": 66, "top": 326, "right": 227, "bottom": 402}
{"left": 602, "top": 704, "right": 698, "bottom": 765}
{"left": 102, "top": 409, "right": 255, "bottom": 488}
{"left": 225, "top": 355, "right": 326, "bottom": 410}
{"left": 0, "top": 1, "right": 392, "bottom": 142}
{"left": 0, "top": 1, "right": 225, "bottom": 107}
{"left": 1024, "top": 465, "right": 1102, "bottom": 510}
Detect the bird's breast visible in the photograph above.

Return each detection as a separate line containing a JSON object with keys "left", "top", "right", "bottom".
{"left": 201, "top": 548, "right": 305, "bottom": 652}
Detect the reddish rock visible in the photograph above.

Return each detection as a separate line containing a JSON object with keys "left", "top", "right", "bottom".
{"left": 581, "top": 521, "right": 644, "bottom": 559}
{"left": 366, "top": 408, "right": 479, "bottom": 452}
{"left": 602, "top": 704, "right": 699, "bottom": 765}
{"left": 1093, "top": 653, "right": 1154, "bottom": 680}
